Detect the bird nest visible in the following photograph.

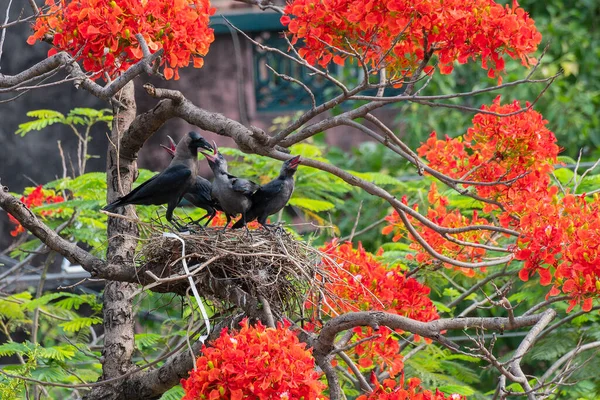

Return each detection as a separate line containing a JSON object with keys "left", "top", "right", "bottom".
{"left": 137, "top": 227, "right": 323, "bottom": 316}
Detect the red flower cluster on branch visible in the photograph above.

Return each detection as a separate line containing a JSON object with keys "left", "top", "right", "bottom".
{"left": 358, "top": 375, "right": 464, "bottom": 400}
{"left": 8, "top": 186, "right": 64, "bottom": 237}
{"left": 181, "top": 319, "right": 326, "bottom": 400}
{"left": 281, "top": 0, "right": 541, "bottom": 83}
{"left": 383, "top": 183, "right": 493, "bottom": 277}
{"left": 308, "top": 240, "right": 438, "bottom": 377}
{"left": 28, "top": 0, "right": 215, "bottom": 80}
{"left": 384, "top": 97, "right": 600, "bottom": 311}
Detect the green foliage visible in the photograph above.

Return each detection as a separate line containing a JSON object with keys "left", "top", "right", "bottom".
{"left": 0, "top": 291, "right": 102, "bottom": 399}
{"left": 15, "top": 108, "right": 112, "bottom": 136}
{"left": 160, "top": 385, "right": 185, "bottom": 400}
{"left": 404, "top": 347, "right": 482, "bottom": 398}
{"left": 59, "top": 317, "right": 103, "bottom": 333}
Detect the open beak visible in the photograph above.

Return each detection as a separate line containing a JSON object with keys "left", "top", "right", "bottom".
{"left": 201, "top": 140, "right": 218, "bottom": 162}
{"left": 160, "top": 135, "right": 177, "bottom": 156}
{"left": 288, "top": 155, "right": 301, "bottom": 169}
{"left": 167, "top": 135, "right": 177, "bottom": 150}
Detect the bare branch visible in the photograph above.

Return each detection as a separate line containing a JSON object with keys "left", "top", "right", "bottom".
{"left": 539, "top": 341, "right": 600, "bottom": 385}
{"left": 0, "top": 49, "right": 162, "bottom": 101}
{"left": 506, "top": 309, "right": 556, "bottom": 399}
{"left": 0, "top": 0, "right": 14, "bottom": 68}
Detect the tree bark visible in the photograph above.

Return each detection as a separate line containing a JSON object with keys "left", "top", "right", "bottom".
{"left": 86, "top": 81, "right": 139, "bottom": 400}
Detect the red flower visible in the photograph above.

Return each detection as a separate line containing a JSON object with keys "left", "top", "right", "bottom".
{"left": 357, "top": 374, "right": 465, "bottom": 400}
{"left": 282, "top": 0, "right": 541, "bottom": 82}
{"left": 181, "top": 319, "right": 327, "bottom": 400}
{"left": 28, "top": 0, "right": 215, "bottom": 80}
{"left": 306, "top": 240, "right": 438, "bottom": 377}
{"left": 384, "top": 96, "right": 600, "bottom": 312}
{"left": 9, "top": 186, "right": 65, "bottom": 237}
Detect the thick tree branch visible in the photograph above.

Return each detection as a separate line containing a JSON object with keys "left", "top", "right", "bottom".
{"left": 312, "top": 310, "right": 556, "bottom": 360}
{"left": 0, "top": 182, "right": 109, "bottom": 276}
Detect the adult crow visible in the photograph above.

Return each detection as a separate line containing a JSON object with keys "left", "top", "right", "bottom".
{"left": 103, "top": 131, "right": 212, "bottom": 229}
{"left": 231, "top": 155, "right": 300, "bottom": 230}
{"left": 201, "top": 142, "right": 259, "bottom": 232}
{"left": 161, "top": 136, "right": 221, "bottom": 226}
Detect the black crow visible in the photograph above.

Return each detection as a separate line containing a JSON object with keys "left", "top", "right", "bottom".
{"left": 103, "top": 131, "right": 212, "bottom": 229}
{"left": 161, "top": 135, "right": 221, "bottom": 226}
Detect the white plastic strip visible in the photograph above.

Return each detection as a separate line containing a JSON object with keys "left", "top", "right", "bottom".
{"left": 163, "top": 232, "right": 211, "bottom": 343}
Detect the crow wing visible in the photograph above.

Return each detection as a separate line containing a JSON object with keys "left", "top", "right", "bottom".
{"left": 104, "top": 164, "right": 192, "bottom": 210}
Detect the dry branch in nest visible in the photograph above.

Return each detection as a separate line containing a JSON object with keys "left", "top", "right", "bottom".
{"left": 137, "top": 227, "right": 324, "bottom": 317}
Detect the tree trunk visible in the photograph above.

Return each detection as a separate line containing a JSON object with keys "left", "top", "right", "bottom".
{"left": 87, "top": 81, "right": 138, "bottom": 399}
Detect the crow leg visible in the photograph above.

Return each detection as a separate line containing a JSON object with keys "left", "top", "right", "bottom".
{"left": 257, "top": 216, "right": 274, "bottom": 233}
{"left": 194, "top": 211, "right": 210, "bottom": 225}
{"left": 204, "top": 210, "right": 217, "bottom": 227}
{"left": 242, "top": 211, "right": 252, "bottom": 237}
{"left": 221, "top": 214, "right": 232, "bottom": 232}
{"left": 167, "top": 204, "right": 188, "bottom": 232}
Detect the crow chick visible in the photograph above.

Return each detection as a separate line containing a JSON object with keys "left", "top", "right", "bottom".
{"left": 201, "top": 142, "right": 259, "bottom": 231}
{"left": 231, "top": 155, "right": 300, "bottom": 230}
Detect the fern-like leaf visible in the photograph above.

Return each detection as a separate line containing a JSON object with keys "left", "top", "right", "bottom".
{"left": 60, "top": 317, "right": 103, "bottom": 333}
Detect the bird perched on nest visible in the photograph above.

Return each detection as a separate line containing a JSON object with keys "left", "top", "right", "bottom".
{"left": 161, "top": 135, "right": 222, "bottom": 226}
{"left": 201, "top": 142, "right": 259, "bottom": 232}
{"left": 103, "top": 131, "right": 213, "bottom": 230}
{"left": 232, "top": 155, "right": 301, "bottom": 230}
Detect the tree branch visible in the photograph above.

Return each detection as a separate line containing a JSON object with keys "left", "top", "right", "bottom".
{"left": 0, "top": 182, "right": 111, "bottom": 276}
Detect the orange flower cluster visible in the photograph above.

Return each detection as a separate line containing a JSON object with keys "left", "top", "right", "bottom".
{"left": 417, "top": 96, "right": 559, "bottom": 211}
{"left": 207, "top": 211, "right": 264, "bottom": 230}
{"left": 383, "top": 183, "right": 493, "bottom": 277}
{"left": 8, "top": 186, "right": 64, "bottom": 237}
{"left": 28, "top": 0, "right": 215, "bottom": 80}
{"left": 310, "top": 240, "right": 438, "bottom": 377}
{"left": 513, "top": 187, "right": 600, "bottom": 312}
{"left": 385, "top": 97, "right": 600, "bottom": 311}
{"left": 358, "top": 375, "right": 464, "bottom": 400}
{"left": 181, "top": 319, "right": 326, "bottom": 400}
{"left": 281, "top": 0, "right": 541, "bottom": 82}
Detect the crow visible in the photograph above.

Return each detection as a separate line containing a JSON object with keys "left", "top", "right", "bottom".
{"left": 103, "top": 131, "right": 212, "bottom": 229}
{"left": 201, "top": 142, "right": 259, "bottom": 232}
{"left": 231, "top": 155, "right": 300, "bottom": 230}
{"left": 161, "top": 135, "right": 221, "bottom": 226}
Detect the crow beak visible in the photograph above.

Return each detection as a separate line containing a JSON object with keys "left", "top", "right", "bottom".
{"left": 167, "top": 135, "right": 177, "bottom": 151}
{"left": 288, "top": 155, "right": 301, "bottom": 169}
{"left": 160, "top": 143, "right": 175, "bottom": 156}
{"left": 161, "top": 135, "right": 177, "bottom": 156}
{"left": 201, "top": 141, "right": 218, "bottom": 161}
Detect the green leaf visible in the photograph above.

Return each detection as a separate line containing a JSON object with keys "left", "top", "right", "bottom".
{"left": 160, "top": 385, "right": 185, "bottom": 400}
{"left": 31, "top": 366, "right": 68, "bottom": 382}
{"left": 60, "top": 317, "right": 103, "bottom": 333}
{"left": 26, "top": 110, "right": 65, "bottom": 119}
{"left": 0, "top": 342, "right": 31, "bottom": 357}
{"left": 15, "top": 110, "right": 66, "bottom": 136}
{"left": 0, "top": 300, "right": 25, "bottom": 320}
{"left": 38, "top": 345, "right": 76, "bottom": 361}
{"left": 432, "top": 301, "right": 451, "bottom": 313}
{"left": 288, "top": 197, "right": 335, "bottom": 212}
{"left": 351, "top": 171, "right": 404, "bottom": 186}
{"left": 437, "top": 385, "right": 475, "bottom": 396}
{"left": 24, "top": 292, "right": 70, "bottom": 310}
{"left": 135, "top": 333, "right": 163, "bottom": 351}
{"left": 553, "top": 168, "right": 574, "bottom": 184}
